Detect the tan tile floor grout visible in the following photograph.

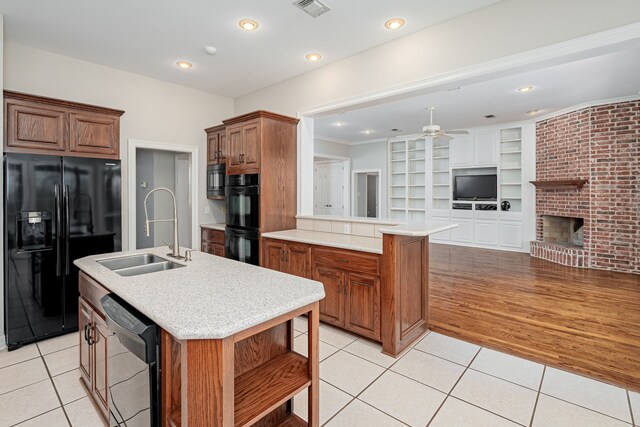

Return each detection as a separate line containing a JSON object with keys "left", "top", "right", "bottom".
{"left": 1, "top": 324, "right": 638, "bottom": 426}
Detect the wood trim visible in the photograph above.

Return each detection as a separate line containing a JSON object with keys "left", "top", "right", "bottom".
{"left": 182, "top": 338, "right": 235, "bottom": 426}
{"left": 307, "top": 303, "right": 320, "bottom": 427}
{"left": 222, "top": 110, "right": 299, "bottom": 126}
{"left": 4, "top": 90, "right": 125, "bottom": 116}
{"left": 205, "top": 124, "right": 226, "bottom": 134}
{"left": 530, "top": 179, "right": 588, "bottom": 190}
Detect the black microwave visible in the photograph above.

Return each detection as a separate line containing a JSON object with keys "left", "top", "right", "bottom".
{"left": 207, "top": 164, "right": 225, "bottom": 199}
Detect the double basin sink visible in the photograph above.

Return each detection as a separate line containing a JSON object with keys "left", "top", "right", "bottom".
{"left": 98, "top": 253, "right": 185, "bottom": 277}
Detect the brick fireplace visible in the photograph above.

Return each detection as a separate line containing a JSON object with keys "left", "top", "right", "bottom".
{"left": 531, "top": 100, "right": 640, "bottom": 274}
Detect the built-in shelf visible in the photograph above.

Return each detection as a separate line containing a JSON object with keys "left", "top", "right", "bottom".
{"left": 529, "top": 179, "right": 588, "bottom": 190}
{"left": 501, "top": 182, "right": 522, "bottom": 186}
{"left": 501, "top": 150, "right": 522, "bottom": 154}
{"left": 433, "top": 156, "right": 449, "bottom": 160}
{"left": 234, "top": 352, "right": 310, "bottom": 427}
{"left": 275, "top": 414, "right": 307, "bottom": 427}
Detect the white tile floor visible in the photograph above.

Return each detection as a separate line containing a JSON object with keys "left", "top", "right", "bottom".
{"left": 1, "top": 323, "right": 639, "bottom": 426}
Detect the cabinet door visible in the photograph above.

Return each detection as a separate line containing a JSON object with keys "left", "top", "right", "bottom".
{"left": 92, "top": 314, "right": 110, "bottom": 418}
{"left": 313, "top": 264, "right": 345, "bottom": 328}
{"left": 69, "top": 112, "right": 119, "bottom": 157}
{"left": 286, "top": 243, "right": 311, "bottom": 279}
{"left": 207, "top": 132, "right": 219, "bottom": 165}
{"left": 6, "top": 102, "right": 66, "bottom": 152}
{"left": 450, "top": 135, "right": 472, "bottom": 167}
{"left": 226, "top": 124, "right": 244, "bottom": 174}
{"left": 79, "top": 298, "right": 93, "bottom": 389}
{"left": 473, "top": 130, "right": 497, "bottom": 165}
{"left": 201, "top": 242, "right": 214, "bottom": 255}
{"left": 212, "top": 243, "right": 225, "bottom": 257}
{"left": 474, "top": 220, "right": 499, "bottom": 246}
{"left": 262, "top": 239, "right": 286, "bottom": 272}
{"left": 499, "top": 220, "right": 523, "bottom": 249}
{"left": 451, "top": 218, "right": 474, "bottom": 243}
{"left": 241, "top": 121, "right": 261, "bottom": 171}
{"left": 218, "top": 131, "right": 227, "bottom": 164}
{"left": 345, "top": 273, "right": 380, "bottom": 341}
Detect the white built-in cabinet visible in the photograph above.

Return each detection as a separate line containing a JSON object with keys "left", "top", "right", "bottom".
{"left": 426, "top": 122, "right": 535, "bottom": 252}
{"left": 388, "top": 137, "right": 427, "bottom": 222}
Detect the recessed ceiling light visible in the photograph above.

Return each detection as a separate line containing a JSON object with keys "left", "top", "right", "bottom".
{"left": 518, "top": 86, "right": 534, "bottom": 93}
{"left": 527, "top": 110, "right": 540, "bottom": 115}
{"left": 385, "top": 18, "right": 405, "bottom": 30}
{"left": 334, "top": 122, "right": 345, "bottom": 127}
{"left": 239, "top": 19, "right": 259, "bottom": 31}
{"left": 306, "top": 53, "right": 322, "bottom": 62}
{"left": 361, "top": 130, "right": 374, "bottom": 135}
{"left": 176, "top": 61, "right": 192, "bottom": 69}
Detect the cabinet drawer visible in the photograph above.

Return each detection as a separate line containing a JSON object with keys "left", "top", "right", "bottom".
{"left": 79, "top": 272, "right": 108, "bottom": 318}
{"left": 313, "top": 247, "right": 380, "bottom": 276}
{"left": 201, "top": 227, "right": 225, "bottom": 244}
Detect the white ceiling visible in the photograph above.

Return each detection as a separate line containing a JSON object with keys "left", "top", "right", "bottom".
{"left": 0, "top": 0, "right": 500, "bottom": 98}
{"left": 314, "top": 47, "right": 640, "bottom": 142}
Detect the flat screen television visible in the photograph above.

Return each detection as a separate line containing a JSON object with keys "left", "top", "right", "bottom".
{"left": 454, "top": 174, "right": 497, "bottom": 200}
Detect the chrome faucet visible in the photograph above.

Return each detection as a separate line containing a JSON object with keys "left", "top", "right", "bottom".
{"left": 143, "top": 187, "right": 183, "bottom": 259}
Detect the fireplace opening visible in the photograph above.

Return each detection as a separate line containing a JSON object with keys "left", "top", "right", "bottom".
{"left": 542, "top": 215, "right": 584, "bottom": 248}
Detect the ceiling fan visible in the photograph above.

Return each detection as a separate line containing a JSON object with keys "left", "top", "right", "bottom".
{"left": 410, "top": 107, "right": 468, "bottom": 142}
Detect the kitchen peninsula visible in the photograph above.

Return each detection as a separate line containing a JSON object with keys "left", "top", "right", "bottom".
{"left": 262, "top": 217, "right": 456, "bottom": 357}
{"left": 75, "top": 247, "right": 325, "bottom": 427}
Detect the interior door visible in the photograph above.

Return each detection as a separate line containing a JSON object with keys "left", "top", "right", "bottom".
{"left": 328, "top": 163, "right": 344, "bottom": 216}
{"left": 314, "top": 163, "right": 330, "bottom": 215}
{"left": 313, "top": 264, "right": 344, "bottom": 327}
{"left": 366, "top": 174, "right": 378, "bottom": 218}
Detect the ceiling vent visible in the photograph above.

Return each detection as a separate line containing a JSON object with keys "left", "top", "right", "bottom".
{"left": 293, "top": 0, "right": 331, "bottom": 18}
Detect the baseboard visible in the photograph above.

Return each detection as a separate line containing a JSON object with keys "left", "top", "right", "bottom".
{"left": 0, "top": 336, "right": 6, "bottom": 351}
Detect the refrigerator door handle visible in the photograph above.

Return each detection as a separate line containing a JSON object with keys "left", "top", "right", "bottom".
{"left": 55, "top": 184, "right": 62, "bottom": 277}
{"left": 64, "top": 184, "right": 70, "bottom": 275}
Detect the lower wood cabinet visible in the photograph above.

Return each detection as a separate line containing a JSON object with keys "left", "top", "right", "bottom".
{"left": 201, "top": 227, "right": 225, "bottom": 257}
{"left": 79, "top": 296, "right": 109, "bottom": 420}
{"left": 263, "top": 239, "right": 312, "bottom": 279}
{"left": 263, "top": 238, "right": 381, "bottom": 341}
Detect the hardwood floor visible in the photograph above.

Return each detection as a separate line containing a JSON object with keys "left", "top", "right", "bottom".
{"left": 428, "top": 243, "right": 640, "bottom": 391}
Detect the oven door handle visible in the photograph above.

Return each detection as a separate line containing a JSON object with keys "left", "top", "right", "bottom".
{"left": 227, "top": 186, "right": 259, "bottom": 196}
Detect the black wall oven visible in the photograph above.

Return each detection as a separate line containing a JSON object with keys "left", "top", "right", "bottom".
{"left": 207, "top": 164, "right": 225, "bottom": 199}
{"left": 225, "top": 174, "right": 260, "bottom": 265}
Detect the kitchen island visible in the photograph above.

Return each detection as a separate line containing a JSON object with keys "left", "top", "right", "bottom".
{"left": 75, "top": 247, "right": 325, "bottom": 427}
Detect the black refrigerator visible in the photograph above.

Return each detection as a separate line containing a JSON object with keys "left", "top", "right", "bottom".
{"left": 4, "top": 153, "right": 121, "bottom": 350}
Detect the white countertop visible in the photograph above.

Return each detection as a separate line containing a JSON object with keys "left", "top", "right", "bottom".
{"left": 261, "top": 229, "right": 383, "bottom": 254}
{"left": 378, "top": 221, "right": 458, "bottom": 237}
{"left": 200, "top": 223, "right": 226, "bottom": 231}
{"left": 74, "top": 247, "right": 324, "bottom": 340}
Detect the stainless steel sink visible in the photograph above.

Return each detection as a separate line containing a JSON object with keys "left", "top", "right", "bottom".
{"left": 97, "top": 253, "right": 185, "bottom": 277}
{"left": 98, "top": 253, "right": 166, "bottom": 270}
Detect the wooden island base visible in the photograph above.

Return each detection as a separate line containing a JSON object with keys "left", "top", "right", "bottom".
{"left": 162, "top": 302, "right": 320, "bottom": 427}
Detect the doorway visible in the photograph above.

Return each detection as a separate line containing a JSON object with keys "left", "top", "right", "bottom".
{"left": 128, "top": 140, "right": 199, "bottom": 251}
{"left": 353, "top": 170, "right": 380, "bottom": 218}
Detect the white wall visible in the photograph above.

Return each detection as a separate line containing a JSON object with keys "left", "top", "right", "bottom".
{"left": 3, "top": 42, "right": 234, "bottom": 251}
{"left": 350, "top": 141, "right": 388, "bottom": 217}
{"left": 0, "top": 15, "right": 5, "bottom": 348}
{"left": 314, "top": 139, "right": 350, "bottom": 159}
{"left": 152, "top": 151, "right": 177, "bottom": 247}
{"left": 135, "top": 149, "right": 155, "bottom": 249}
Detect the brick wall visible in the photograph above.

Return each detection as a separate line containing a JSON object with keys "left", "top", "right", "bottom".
{"left": 534, "top": 100, "right": 640, "bottom": 274}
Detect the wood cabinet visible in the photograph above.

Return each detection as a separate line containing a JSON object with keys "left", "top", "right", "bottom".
{"left": 262, "top": 238, "right": 381, "bottom": 341}
{"left": 4, "top": 91, "right": 124, "bottom": 159}
{"left": 205, "top": 124, "right": 226, "bottom": 165}
{"left": 263, "top": 239, "right": 311, "bottom": 279}
{"left": 201, "top": 227, "right": 225, "bottom": 257}
{"left": 226, "top": 120, "right": 261, "bottom": 175}
{"left": 78, "top": 272, "right": 110, "bottom": 420}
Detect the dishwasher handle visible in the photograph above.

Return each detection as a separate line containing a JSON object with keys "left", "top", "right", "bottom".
{"left": 100, "top": 294, "right": 158, "bottom": 364}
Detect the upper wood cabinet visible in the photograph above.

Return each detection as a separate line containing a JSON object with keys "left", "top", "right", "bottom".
{"left": 4, "top": 91, "right": 124, "bottom": 159}
{"left": 225, "top": 120, "right": 261, "bottom": 174}
{"left": 205, "top": 124, "right": 226, "bottom": 165}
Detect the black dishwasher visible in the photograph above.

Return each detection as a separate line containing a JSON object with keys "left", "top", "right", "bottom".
{"left": 100, "top": 294, "right": 160, "bottom": 427}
